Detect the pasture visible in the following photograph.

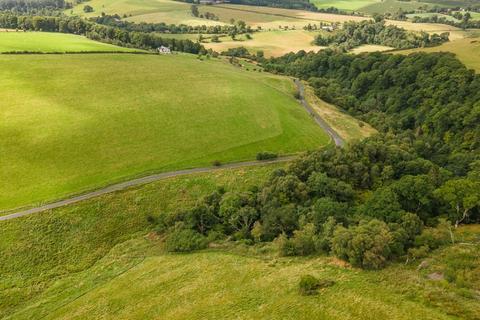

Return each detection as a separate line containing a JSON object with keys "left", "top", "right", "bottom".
{"left": 68, "top": 0, "right": 226, "bottom": 26}
{"left": 0, "top": 31, "right": 140, "bottom": 52}
{"left": 310, "top": 0, "right": 379, "bottom": 11}
{"left": 360, "top": 0, "right": 436, "bottom": 14}
{"left": 0, "top": 53, "right": 329, "bottom": 212}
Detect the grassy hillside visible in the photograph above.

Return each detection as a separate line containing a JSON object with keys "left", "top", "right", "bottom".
{"left": 0, "top": 31, "right": 140, "bottom": 52}
{"left": 0, "top": 163, "right": 284, "bottom": 318}
{"left": 303, "top": 84, "right": 377, "bottom": 141}
{"left": 310, "top": 0, "right": 380, "bottom": 11}
{"left": 398, "top": 37, "right": 480, "bottom": 72}
{"left": 0, "top": 53, "right": 329, "bottom": 212}
{"left": 1, "top": 159, "right": 478, "bottom": 320}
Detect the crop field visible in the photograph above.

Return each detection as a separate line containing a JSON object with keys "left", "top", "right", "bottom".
{"left": 398, "top": 37, "right": 480, "bottom": 72}
{"left": 0, "top": 53, "right": 330, "bottom": 212}
{"left": 0, "top": 31, "right": 140, "bottom": 52}
{"left": 204, "top": 30, "right": 324, "bottom": 57}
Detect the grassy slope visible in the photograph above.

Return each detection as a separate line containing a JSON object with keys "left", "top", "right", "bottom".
{"left": 0, "top": 163, "right": 284, "bottom": 318}
{"left": 0, "top": 31, "right": 139, "bottom": 52}
{"left": 0, "top": 53, "right": 329, "bottom": 212}
{"left": 310, "top": 0, "right": 380, "bottom": 11}
{"left": 1, "top": 160, "right": 478, "bottom": 319}
{"left": 398, "top": 37, "right": 480, "bottom": 72}
{"left": 304, "top": 84, "right": 377, "bottom": 141}
{"left": 360, "top": 0, "right": 435, "bottom": 14}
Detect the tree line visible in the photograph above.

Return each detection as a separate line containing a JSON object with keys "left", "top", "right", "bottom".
{"left": 91, "top": 13, "right": 252, "bottom": 35}
{"left": 0, "top": 13, "right": 206, "bottom": 53}
{"left": 314, "top": 19, "right": 449, "bottom": 51}
{"left": 0, "top": 0, "right": 68, "bottom": 12}
{"left": 178, "top": 0, "right": 317, "bottom": 11}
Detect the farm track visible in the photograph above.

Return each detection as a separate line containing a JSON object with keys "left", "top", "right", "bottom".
{"left": 1, "top": 79, "right": 344, "bottom": 221}
{"left": 295, "top": 79, "right": 345, "bottom": 147}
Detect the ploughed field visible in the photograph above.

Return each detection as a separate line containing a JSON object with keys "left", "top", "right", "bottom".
{"left": 0, "top": 53, "right": 329, "bottom": 212}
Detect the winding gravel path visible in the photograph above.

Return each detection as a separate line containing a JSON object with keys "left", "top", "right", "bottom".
{"left": 1, "top": 80, "right": 344, "bottom": 221}
{"left": 0, "top": 157, "right": 294, "bottom": 221}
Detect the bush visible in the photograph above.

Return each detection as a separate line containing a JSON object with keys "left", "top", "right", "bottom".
{"left": 298, "top": 275, "right": 334, "bottom": 296}
{"left": 165, "top": 228, "right": 207, "bottom": 252}
{"left": 212, "top": 160, "right": 221, "bottom": 166}
{"left": 256, "top": 151, "right": 278, "bottom": 161}
{"left": 331, "top": 219, "right": 393, "bottom": 269}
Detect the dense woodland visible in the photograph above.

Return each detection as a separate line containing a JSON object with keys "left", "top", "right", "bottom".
{"left": 0, "top": 13, "right": 206, "bottom": 53}
{"left": 155, "top": 50, "right": 480, "bottom": 271}
{"left": 315, "top": 19, "right": 449, "bottom": 51}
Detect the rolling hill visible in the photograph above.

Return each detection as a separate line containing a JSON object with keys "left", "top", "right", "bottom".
{"left": 0, "top": 31, "right": 141, "bottom": 52}
{"left": 0, "top": 53, "right": 329, "bottom": 212}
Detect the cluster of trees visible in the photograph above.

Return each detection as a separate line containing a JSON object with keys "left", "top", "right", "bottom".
{"left": 0, "top": 0, "right": 68, "bottom": 12}
{"left": 263, "top": 50, "right": 480, "bottom": 175}
{"left": 227, "top": 0, "right": 317, "bottom": 11}
{"left": 91, "top": 14, "right": 252, "bottom": 34}
{"left": 0, "top": 13, "right": 206, "bottom": 53}
{"left": 191, "top": 4, "right": 218, "bottom": 21}
{"left": 409, "top": 12, "right": 480, "bottom": 29}
{"left": 156, "top": 135, "right": 479, "bottom": 269}
{"left": 314, "top": 19, "right": 449, "bottom": 51}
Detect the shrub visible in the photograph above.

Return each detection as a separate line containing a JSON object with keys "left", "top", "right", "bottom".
{"left": 212, "top": 160, "right": 221, "bottom": 166}
{"left": 256, "top": 151, "right": 278, "bottom": 161}
{"left": 299, "top": 275, "right": 335, "bottom": 296}
{"left": 165, "top": 228, "right": 207, "bottom": 252}
{"left": 299, "top": 275, "right": 320, "bottom": 295}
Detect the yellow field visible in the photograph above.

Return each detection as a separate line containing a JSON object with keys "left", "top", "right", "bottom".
{"left": 398, "top": 37, "right": 480, "bottom": 72}
{"left": 350, "top": 44, "right": 393, "bottom": 53}
{"left": 204, "top": 30, "right": 324, "bottom": 57}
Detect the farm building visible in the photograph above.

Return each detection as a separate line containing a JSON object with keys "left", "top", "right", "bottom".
{"left": 157, "top": 46, "right": 171, "bottom": 54}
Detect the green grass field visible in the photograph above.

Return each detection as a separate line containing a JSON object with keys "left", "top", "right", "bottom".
{"left": 68, "top": 0, "right": 226, "bottom": 26}
{"left": 0, "top": 31, "right": 139, "bottom": 52}
{"left": 0, "top": 53, "right": 329, "bottom": 212}
{"left": 1, "top": 162, "right": 478, "bottom": 319}
{"left": 360, "top": 0, "right": 434, "bottom": 14}
{"left": 406, "top": 12, "right": 461, "bottom": 22}
{"left": 310, "top": 0, "right": 379, "bottom": 11}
